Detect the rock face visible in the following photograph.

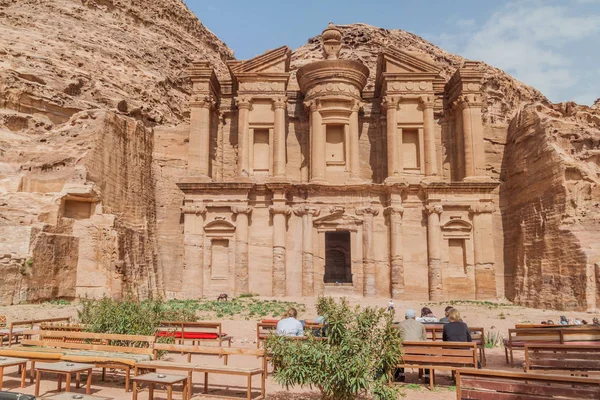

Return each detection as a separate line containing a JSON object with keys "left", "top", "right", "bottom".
{"left": 0, "top": 0, "right": 232, "bottom": 303}
{"left": 0, "top": 2, "right": 598, "bottom": 310}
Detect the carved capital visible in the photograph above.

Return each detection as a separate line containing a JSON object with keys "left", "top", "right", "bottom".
{"left": 356, "top": 206, "right": 380, "bottom": 216}
{"left": 304, "top": 99, "right": 321, "bottom": 113}
{"left": 293, "top": 205, "right": 321, "bottom": 217}
{"left": 329, "top": 206, "right": 345, "bottom": 214}
{"left": 418, "top": 95, "right": 435, "bottom": 109}
{"left": 458, "top": 94, "right": 483, "bottom": 108}
{"left": 469, "top": 202, "right": 496, "bottom": 214}
{"left": 382, "top": 95, "right": 399, "bottom": 111}
{"left": 425, "top": 204, "right": 443, "bottom": 215}
{"left": 384, "top": 205, "right": 405, "bottom": 217}
{"left": 191, "top": 95, "right": 216, "bottom": 110}
{"left": 181, "top": 204, "right": 207, "bottom": 215}
{"left": 351, "top": 100, "right": 363, "bottom": 113}
{"left": 270, "top": 205, "right": 292, "bottom": 216}
{"left": 231, "top": 205, "right": 253, "bottom": 215}
{"left": 234, "top": 96, "right": 252, "bottom": 110}
{"left": 272, "top": 96, "right": 287, "bottom": 110}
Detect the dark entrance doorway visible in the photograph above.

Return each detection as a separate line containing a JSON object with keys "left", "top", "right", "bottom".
{"left": 324, "top": 231, "right": 352, "bottom": 283}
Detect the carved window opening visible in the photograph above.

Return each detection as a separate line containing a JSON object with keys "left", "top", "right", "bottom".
{"left": 402, "top": 129, "right": 421, "bottom": 171}
{"left": 210, "top": 239, "right": 229, "bottom": 279}
{"left": 324, "top": 231, "right": 352, "bottom": 284}
{"left": 325, "top": 124, "right": 346, "bottom": 166}
{"left": 252, "top": 128, "right": 270, "bottom": 173}
{"left": 63, "top": 200, "right": 93, "bottom": 219}
{"left": 448, "top": 238, "right": 467, "bottom": 274}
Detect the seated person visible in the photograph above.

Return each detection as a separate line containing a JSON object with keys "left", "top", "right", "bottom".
{"left": 393, "top": 309, "right": 428, "bottom": 382}
{"left": 439, "top": 306, "right": 454, "bottom": 323}
{"left": 442, "top": 309, "right": 471, "bottom": 342}
{"left": 416, "top": 307, "right": 439, "bottom": 323}
{"left": 276, "top": 308, "right": 304, "bottom": 337}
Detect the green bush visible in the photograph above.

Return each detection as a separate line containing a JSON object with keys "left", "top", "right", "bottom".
{"left": 78, "top": 297, "right": 196, "bottom": 337}
{"left": 265, "top": 297, "right": 402, "bottom": 400}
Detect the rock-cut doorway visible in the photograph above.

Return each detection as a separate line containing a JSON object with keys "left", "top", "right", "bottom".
{"left": 324, "top": 231, "right": 352, "bottom": 284}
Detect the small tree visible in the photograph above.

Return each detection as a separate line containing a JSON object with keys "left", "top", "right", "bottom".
{"left": 265, "top": 297, "right": 402, "bottom": 400}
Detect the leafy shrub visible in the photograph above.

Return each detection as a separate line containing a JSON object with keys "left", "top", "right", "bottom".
{"left": 78, "top": 297, "right": 196, "bottom": 337}
{"left": 265, "top": 297, "right": 402, "bottom": 400}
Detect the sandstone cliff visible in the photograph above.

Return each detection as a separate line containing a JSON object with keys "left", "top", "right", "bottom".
{"left": 0, "top": 0, "right": 232, "bottom": 303}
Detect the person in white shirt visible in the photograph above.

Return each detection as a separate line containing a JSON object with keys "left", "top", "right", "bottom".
{"left": 276, "top": 308, "right": 304, "bottom": 337}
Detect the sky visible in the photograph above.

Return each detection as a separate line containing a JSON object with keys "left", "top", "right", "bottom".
{"left": 186, "top": 0, "right": 600, "bottom": 106}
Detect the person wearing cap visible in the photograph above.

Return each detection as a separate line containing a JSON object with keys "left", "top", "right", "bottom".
{"left": 393, "top": 309, "right": 427, "bottom": 382}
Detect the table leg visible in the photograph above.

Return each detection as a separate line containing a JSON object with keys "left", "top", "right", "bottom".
{"left": 76, "top": 372, "right": 80, "bottom": 389}
{"left": 58, "top": 373, "right": 62, "bottom": 392}
{"left": 30, "top": 361, "right": 36, "bottom": 383}
{"left": 149, "top": 383, "right": 154, "bottom": 399}
{"left": 66, "top": 372, "right": 72, "bottom": 392}
{"left": 35, "top": 370, "right": 41, "bottom": 397}
{"left": 0, "top": 366, "right": 4, "bottom": 391}
{"left": 247, "top": 374, "right": 252, "bottom": 400}
{"left": 167, "top": 384, "right": 173, "bottom": 400}
{"left": 132, "top": 380, "right": 138, "bottom": 400}
{"left": 126, "top": 367, "right": 130, "bottom": 392}
{"left": 204, "top": 372, "right": 208, "bottom": 393}
{"left": 20, "top": 363, "right": 26, "bottom": 388}
{"left": 261, "top": 371, "right": 265, "bottom": 398}
{"left": 187, "top": 373, "right": 192, "bottom": 400}
{"left": 86, "top": 368, "right": 92, "bottom": 395}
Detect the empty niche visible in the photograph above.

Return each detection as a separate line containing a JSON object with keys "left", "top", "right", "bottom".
{"left": 448, "top": 238, "right": 467, "bottom": 273}
{"left": 63, "top": 200, "right": 92, "bottom": 219}
{"left": 211, "top": 239, "right": 229, "bottom": 279}
{"left": 253, "top": 129, "right": 270, "bottom": 173}
{"left": 402, "top": 129, "right": 420, "bottom": 170}
{"left": 326, "top": 124, "right": 345, "bottom": 165}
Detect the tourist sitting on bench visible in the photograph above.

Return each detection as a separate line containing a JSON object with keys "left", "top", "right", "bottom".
{"left": 393, "top": 309, "right": 428, "bottom": 382}
{"left": 416, "top": 307, "right": 439, "bottom": 323}
{"left": 276, "top": 308, "right": 304, "bottom": 337}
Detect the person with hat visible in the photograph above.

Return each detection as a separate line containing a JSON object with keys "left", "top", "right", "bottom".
{"left": 393, "top": 309, "right": 428, "bottom": 382}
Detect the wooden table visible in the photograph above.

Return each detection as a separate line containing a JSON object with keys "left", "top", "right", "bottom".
{"left": 43, "top": 393, "right": 112, "bottom": 400}
{"left": 132, "top": 372, "right": 188, "bottom": 400}
{"left": 34, "top": 362, "right": 94, "bottom": 397}
{"left": 0, "top": 356, "right": 27, "bottom": 390}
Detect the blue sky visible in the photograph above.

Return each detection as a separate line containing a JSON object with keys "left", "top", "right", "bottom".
{"left": 186, "top": 0, "right": 600, "bottom": 105}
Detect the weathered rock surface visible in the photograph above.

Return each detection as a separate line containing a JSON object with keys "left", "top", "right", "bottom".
{"left": 0, "top": 2, "right": 598, "bottom": 309}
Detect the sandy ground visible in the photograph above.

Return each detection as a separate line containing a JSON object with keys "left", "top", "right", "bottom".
{"left": 0, "top": 296, "right": 596, "bottom": 399}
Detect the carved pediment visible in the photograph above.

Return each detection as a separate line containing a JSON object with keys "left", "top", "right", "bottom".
{"left": 313, "top": 212, "right": 363, "bottom": 230}
{"left": 204, "top": 219, "right": 236, "bottom": 233}
{"left": 441, "top": 219, "right": 472, "bottom": 232}
{"left": 378, "top": 47, "right": 441, "bottom": 75}
{"left": 228, "top": 46, "right": 291, "bottom": 75}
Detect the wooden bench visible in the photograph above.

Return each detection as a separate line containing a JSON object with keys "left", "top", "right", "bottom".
{"left": 455, "top": 368, "right": 600, "bottom": 399}
{"left": 400, "top": 341, "right": 477, "bottom": 390}
{"left": 145, "top": 343, "right": 266, "bottom": 399}
{"left": 1, "top": 330, "right": 155, "bottom": 391}
{"left": 156, "top": 321, "right": 232, "bottom": 348}
{"left": 0, "top": 317, "right": 71, "bottom": 347}
{"left": 40, "top": 323, "right": 87, "bottom": 332}
{"left": 424, "top": 324, "right": 486, "bottom": 366}
{"left": 256, "top": 321, "right": 324, "bottom": 348}
{"left": 504, "top": 327, "right": 600, "bottom": 366}
{"left": 525, "top": 344, "right": 600, "bottom": 376}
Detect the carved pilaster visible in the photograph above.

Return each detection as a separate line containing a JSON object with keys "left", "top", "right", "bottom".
{"left": 293, "top": 205, "right": 321, "bottom": 296}
{"left": 426, "top": 204, "right": 443, "bottom": 301}
{"left": 232, "top": 205, "right": 252, "bottom": 295}
{"left": 356, "top": 206, "right": 380, "bottom": 297}
{"left": 470, "top": 202, "right": 497, "bottom": 299}
{"left": 383, "top": 96, "right": 401, "bottom": 180}
{"left": 235, "top": 97, "right": 252, "bottom": 178}
{"left": 385, "top": 205, "right": 405, "bottom": 298}
{"left": 181, "top": 202, "right": 208, "bottom": 299}
{"left": 270, "top": 205, "right": 291, "bottom": 297}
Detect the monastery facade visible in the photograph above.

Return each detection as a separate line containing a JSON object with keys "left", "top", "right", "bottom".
{"left": 177, "top": 24, "right": 500, "bottom": 300}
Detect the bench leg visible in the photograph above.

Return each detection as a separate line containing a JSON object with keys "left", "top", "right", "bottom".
{"left": 429, "top": 369, "right": 434, "bottom": 391}
{"left": 247, "top": 375, "right": 252, "bottom": 400}
{"left": 57, "top": 373, "right": 62, "bottom": 392}
{"left": 86, "top": 368, "right": 92, "bottom": 395}
{"left": 261, "top": 371, "right": 266, "bottom": 398}
{"left": 20, "top": 363, "right": 26, "bottom": 388}
{"left": 126, "top": 367, "right": 130, "bottom": 392}
{"left": 132, "top": 380, "right": 138, "bottom": 400}
{"left": 102, "top": 367, "right": 106, "bottom": 381}
{"left": 30, "top": 361, "right": 36, "bottom": 383}
{"left": 204, "top": 372, "right": 208, "bottom": 394}
{"left": 510, "top": 348, "right": 514, "bottom": 367}
{"left": 0, "top": 367, "right": 4, "bottom": 391}
{"left": 505, "top": 346, "right": 509, "bottom": 364}
{"left": 187, "top": 372, "right": 193, "bottom": 400}
{"left": 35, "top": 370, "right": 41, "bottom": 397}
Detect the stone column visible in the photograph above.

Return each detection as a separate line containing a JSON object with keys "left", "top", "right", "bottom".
{"left": 235, "top": 97, "right": 252, "bottom": 178}
{"left": 421, "top": 96, "right": 438, "bottom": 177}
{"left": 308, "top": 101, "right": 326, "bottom": 183}
{"left": 453, "top": 105, "right": 464, "bottom": 181}
{"left": 383, "top": 96, "right": 400, "bottom": 180}
{"left": 356, "top": 206, "right": 380, "bottom": 297}
{"left": 189, "top": 96, "right": 214, "bottom": 179}
{"left": 270, "top": 205, "right": 291, "bottom": 296}
{"left": 273, "top": 97, "right": 287, "bottom": 178}
{"left": 181, "top": 203, "right": 207, "bottom": 299}
{"left": 470, "top": 203, "right": 497, "bottom": 299}
{"left": 232, "top": 205, "right": 252, "bottom": 295}
{"left": 426, "top": 204, "right": 443, "bottom": 301}
{"left": 348, "top": 100, "right": 361, "bottom": 182}
{"left": 385, "top": 204, "right": 404, "bottom": 298}
{"left": 293, "top": 205, "right": 321, "bottom": 296}
{"left": 459, "top": 95, "right": 485, "bottom": 179}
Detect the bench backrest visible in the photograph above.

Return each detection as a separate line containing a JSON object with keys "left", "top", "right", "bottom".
{"left": 12, "top": 317, "right": 71, "bottom": 329}
{"left": 525, "top": 344, "right": 600, "bottom": 372}
{"left": 509, "top": 327, "right": 600, "bottom": 345}
{"left": 40, "top": 323, "right": 86, "bottom": 332}
{"left": 456, "top": 368, "right": 600, "bottom": 399}
{"left": 402, "top": 341, "right": 477, "bottom": 368}
{"left": 23, "top": 330, "right": 155, "bottom": 354}
{"left": 153, "top": 343, "right": 264, "bottom": 359}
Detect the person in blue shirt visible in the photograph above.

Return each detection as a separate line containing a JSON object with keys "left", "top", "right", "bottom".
{"left": 276, "top": 308, "right": 304, "bottom": 337}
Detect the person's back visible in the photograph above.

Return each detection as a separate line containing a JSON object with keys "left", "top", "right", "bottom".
{"left": 277, "top": 308, "right": 304, "bottom": 337}
{"left": 397, "top": 318, "right": 426, "bottom": 342}
{"left": 442, "top": 309, "right": 471, "bottom": 342}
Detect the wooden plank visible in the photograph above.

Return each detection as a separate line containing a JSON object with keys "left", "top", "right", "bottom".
{"left": 403, "top": 341, "right": 476, "bottom": 348}
{"left": 404, "top": 348, "right": 476, "bottom": 356}
{"left": 527, "top": 344, "right": 600, "bottom": 350}
{"left": 21, "top": 339, "right": 153, "bottom": 355}
{"left": 403, "top": 355, "right": 476, "bottom": 365}
{"left": 153, "top": 343, "right": 264, "bottom": 357}
{"left": 461, "top": 376, "right": 600, "bottom": 399}
{"left": 528, "top": 359, "right": 600, "bottom": 369}
{"left": 24, "top": 330, "right": 155, "bottom": 343}
{"left": 460, "top": 388, "right": 554, "bottom": 400}
{"left": 456, "top": 368, "right": 600, "bottom": 383}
